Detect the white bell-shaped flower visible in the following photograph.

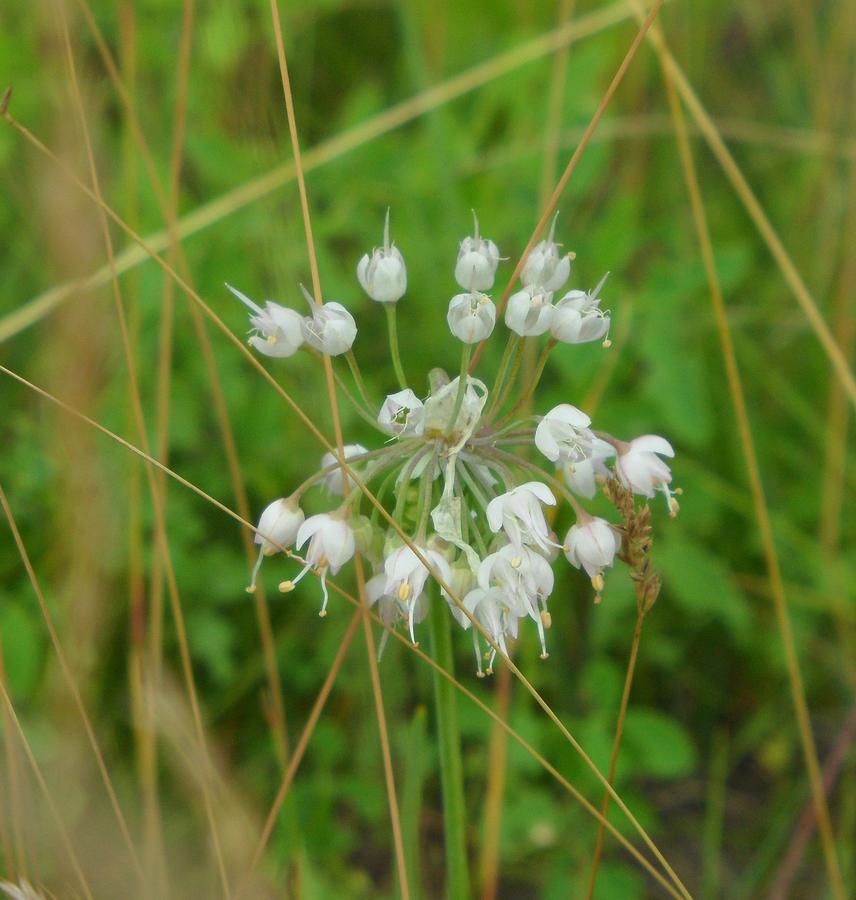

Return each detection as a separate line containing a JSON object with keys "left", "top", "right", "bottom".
{"left": 535, "top": 404, "right": 595, "bottom": 463}
{"left": 357, "top": 211, "right": 407, "bottom": 304}
{"left": 563, "top": 515, "right": 621, "bottom": 596}
{"left": 486, "top": 482, "right": 557, "bottom": 554}
{"left": 447, "top": 292, "right": 496, "bottom": 343}
{"left": 227, "top": 284, "right": 304, "bottom": 358}
{"left": 559, "top": 436, "right": 615, "bottom": 499}
{"left": 520, "top": 216, "right": 571, "bottom": 292}
{"left": 283, "top": 513, "right": 356, "bottom": 615}
{"left": 366, "top": 573, "right": 429, "bottom": 659}
{"left": 246, "top": 497, "right": 305, "bottom": 593}
{"left": 319, "top": 444, "right": 369, "bottom": 496}
{"left": 478, "top": 544, "right": 554, "bottom": 658}
{"left": 551, "top": 273, "right": 611, "bottom": 345}
{"left": 615, "top": 435, "right": 678, "bottom": 513}
{"left": 505, "top": 287, "right": 554, "bottom": 336}
{"left": 300, "top": 286, "right": 357, "bottom": 356}
{"left": 454, "top": 213, "right": 501, "bottom": 291}
{"left": 377, "top": 389, "right": 425, "bottom": 437}
{"left": 458, "top": 587, "right": 526, "bottom": 676}
{"left": 383, "top": 543, "right": 452, "bottom": 644}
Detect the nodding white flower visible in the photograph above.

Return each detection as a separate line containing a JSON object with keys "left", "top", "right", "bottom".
{"left": 505, "top": 287, "right": 554, "bottom": 336}
{"left": 357, "top": 211, "right": 407, "bottom": 304}
{"left": 614, "top": 434, "right": 679, "bottom": 514}
{"left": 319, "top": 444, "right": 369, "bottom": 495}
{"left": 521, "top": 216, "right": 572, "bottom": 292}
{"left": 283, "top": 513, "right": 356, "bottom": 616}
{"left": 383, "top": 544, "right": 452, "bottom": 644}
{"left": 486, "top": 482, "right": 558, "bottom": 554}
{"left": 300, "top": 286, "right": 357, "bottom": 356}
{"left": 563, "top": 516, "right": 621, "bottom": 596}
{"left": 478, "top": 545, "right": 554, "bottom": 658}
{"left": 245, "top": 497, "right": 305, "bottom": 593}
{"left": 447, "top": 291, "right": 496, "bottom": 343}
{"left": 535, "top": 404, "right": 595, "bottom": 464}
{"left": 551, "top": 273, "right": 611, "bottom": 345}
{"left": 458, "top": 587, "right": 525, "bottom": 676}
{"left": 455, "top": 213, "right": 501, "bottom": 291}
{"left": 378, "top": 389, "right": 425, "bottom": 437}
{"left": 366, "top": 573, "right": 429, "bottom": 660}
{"left": 227, "top": 283, "right": 304, "bottom": 358}
{"left": 560, "top": 437, "right": 615, "bottom": 499}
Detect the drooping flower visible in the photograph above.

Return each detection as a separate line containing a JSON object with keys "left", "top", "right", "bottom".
{"left": 563, "top": 515, "right": 621, "bottom": 597}
{"left": 366, "top": 573, "right": 429, "bottom": 659}
{"left": 246, "top": 497, "right": 305, "bottom": 593}
{"left": 227, "top": 283, "right": 304, "bottom": 357}
{"left": 454, "top": 212, "right": 501, "bottom": 291}
{"left": 383, "top": 543, "right": 452, "bottom": 644}
{"left": 505, "top": 287, "right": 554, "bottom": 336}
{"left": 300, "top": 286, "right": 357, "bottom": 356}
{"left": 551, "top": 273, "right": 611, "bottom": 345}
{"left": 457, "top": 587, "right": 526, "bottom": 676}
{"left": 478, "top": 544, "right": 554, "bottom": 657}
{"left": 378, "top": 389, "right": 425, "bottom": 437}
{"left": 559, "top": 437, "right": 615, "bottom": 499}
{"left": 520, "top": 216, "right": 572, "bottom": 292}
{"left": 447, "top": 292, "right": 496, "bottom": 343}
{"left": 486, "top": 482, "right": 557, "bottom": 553}
{"left": 283, "top": 513, "right": 356, "bottom": 615}
{"left": 535, "top": 404, "right": 595, "bottom": 464}
{"left": 319, "top": 444, "right": 369, "bottom": 495}
{"left": 614, "top": 435, "right": 679, "bottom": 514}
{"left": 357, "top": 211, "right": 407, "bottom": 304}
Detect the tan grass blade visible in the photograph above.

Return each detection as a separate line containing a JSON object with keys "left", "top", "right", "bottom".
{"left": 649, "top": 18, "right": 846, "bottom": 897}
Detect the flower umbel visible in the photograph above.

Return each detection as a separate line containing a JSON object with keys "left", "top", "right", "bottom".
{"left": 239, "top": 213, "right": 678, "bottom": 673}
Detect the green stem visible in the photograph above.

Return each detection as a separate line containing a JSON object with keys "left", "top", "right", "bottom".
{"left": 502, "top": 337, "right": 557, "bottom": 424}
{"left": 429, "top": 596, "right": 471, "bottom": 900}
{"left": 446, "top": 344, "right": 472, "bottom": 434}
{"left": 345, "top": 350, "right": 376, "bottom": 412}
{"left": 331, "top": 367, "right": 380, "bottom": 429}
{"left": 485, "top": 338, "right": 525, "bottom": 424}
{"left": 483, "top": 334, "right": 519, "bottom": 420}
{"left": 385, "top": 304, "right": 409, "bottom": 390}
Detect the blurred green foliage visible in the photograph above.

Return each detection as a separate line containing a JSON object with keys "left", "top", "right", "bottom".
{"left": 0, "top": 0, "right": 854, "bottom": 897}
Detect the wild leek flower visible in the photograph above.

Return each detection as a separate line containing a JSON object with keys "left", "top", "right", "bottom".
{"left": 236, "top": 212, "right": 679, "bottom": 673}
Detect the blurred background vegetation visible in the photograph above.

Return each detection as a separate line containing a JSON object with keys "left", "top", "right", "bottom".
{"left": 0, "top": 0, "right": 854, "bottom": 897}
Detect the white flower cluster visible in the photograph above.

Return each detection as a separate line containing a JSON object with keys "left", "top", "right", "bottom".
{"left": 233, "top": 213, "right": 678, "bottom": 674}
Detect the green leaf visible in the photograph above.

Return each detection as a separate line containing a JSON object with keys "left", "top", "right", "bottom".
{"left": 622, "top": 707, "right": 697, "bottom": 779}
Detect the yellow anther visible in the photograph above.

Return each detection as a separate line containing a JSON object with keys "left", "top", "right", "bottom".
{"left": 398, "top": 580, "right": 412, "bottom": 602}
{"left": 510, "top": 556, "right": 522, "bottom": 569}
{"left": 602, "top": 339, "right": 612, "bottom": 348}
{"left": 266, "top": 334, "right": 277, "bottom": 345}
{"left": 318, "top": 609, "right": 327, "bottom": 618}
{"left": 591, "top": 574, "right": 605, "bottom": 593}
{"left": 279, "top": 580, "right": 296, "bottom": 593}
{"left": 540, "top": 610, "right": 552, "bottom": 629}
{"left": 594, "top": 593, "right": 603, "bottom": 605}
{"left": 539, "top": 651, "right": 550, "bottom": 660}
{"left": 245, "top": 585, "right": 257, "bottom": 594}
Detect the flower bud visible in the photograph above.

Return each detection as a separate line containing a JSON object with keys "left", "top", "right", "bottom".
{"left": 551, "top": 273, "right": 610, "bottom": 345}
{"left": 300, "top": 286, "right": 357, "bottom": 356}
{"left": 378, "top": 389, "right": 425, "bottom": 436}
{"left": 454, "top": 213, "right": 501, "bottom": 291}
{"left": 563, "top": 516, "right": 620, "bottom": 595}
{"left": 319, "top": 444, "right": 369, "bottom": 495}
{"left": 521, "top": 216, "right": 571, "bottom": 292}
{"left": 357, "top": 211, "right": 407, "bottom": 303}
{"left": 254, "top": 497, "right": 304, "bottom": 555}
{"left": 227, "top": 284, "right": 304, "bottom": 358}
{"left": 447, "top": 292, "right": 496, "bottom": 343}
{"left": 505, "top": 287, "right": 554, "bottom": 336}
